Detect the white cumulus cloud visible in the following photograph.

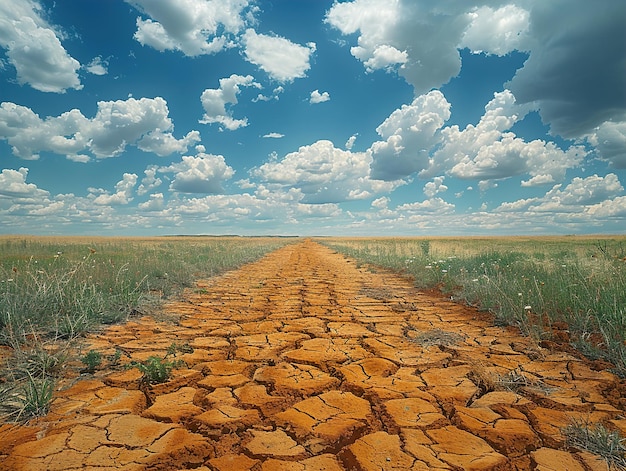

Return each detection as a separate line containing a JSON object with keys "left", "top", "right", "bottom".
{"left": 460, "top": 5, "right": 531, "bottom": 55}
{"left": 126, "top": 0, "right": 254, "bottom": 56}
{"left": 242, "top": 29, "right": 316, "bottom": 82}
{"left": 369, "top": 90, "right": 451, "bottom": 180}
{"left": 161, "top": 153, "right": 235, "bottom": 194}
{"left": 423, "top": 176, "right": 447, "bottom": 198}
{"left": 587, "top": 121, "right": 626, "bottom": 169}
{"left": 0, "top": 167, "right": 49, "bottom": 199}
{"left": 85, "top": 56, "right": 109, "bottom": 75}
{"left": 91, "top": 173, "right": 138, "bottom": 206}
{"left": 200, "top": 74, "right": 260, "bottom": 130}
{"left": 0, "top": 0, "right": 82, "bottom": 92}
{"left": 426, "top": 90, "right": 586, "bottom": 186}
{"left": 0, "top": 97, "right": 199, "bottom": 160}
{"left": 251, "top": 140, "right": 401, "bottom": 204}
{"left": 310, "top": 90, "right": 330, "bottom": 104}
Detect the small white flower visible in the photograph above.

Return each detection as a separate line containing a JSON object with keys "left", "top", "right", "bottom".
{"left": 441, "top": 269, "right": 448, "bottom": 273}
{"left": 518, "top": 292, "right": 523, "bottom": 297}
{"left": 425, "top": 265, "right": 432, "bottom": 269}
{"left": 524, "top": 305, "right": 532, "bottom": 310}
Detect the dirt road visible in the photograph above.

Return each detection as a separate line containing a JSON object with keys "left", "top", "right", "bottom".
{"left": 1, "top": 240, "right": 624, "bottom": 470}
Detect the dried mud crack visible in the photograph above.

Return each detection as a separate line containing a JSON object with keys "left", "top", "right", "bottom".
{"left": 1, "top": 239, "right": 624, "bottom": 470}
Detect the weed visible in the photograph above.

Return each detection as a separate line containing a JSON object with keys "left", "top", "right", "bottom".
{"left": 107, "top": 348, "right": 123, "bottom": 367}
{"left": 165, "top": 342, "right": 194, "bottom": 358}
{"left": 80, "top": 350, "right": 103, "bottom": 373}
{"left": 0, "top": 373, "right": 55, "bottom": 422}
{"left": 0, "top": 236, "right": 292, "bottom": 416}
{"left": 324, "top": 237, "right": 626, "bottom": 373}
{"left": 563, "top": 419, "right": 626, "bottom": 470}
{"left": 21, "top": 373, "right": 54, "bottom": 419}
{"left": 129, "top": 356, "right": 184, "bottom": 384}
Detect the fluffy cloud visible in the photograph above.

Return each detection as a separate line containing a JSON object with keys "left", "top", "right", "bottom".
{"left": 138, "top": 193, "right": 165, "bottom": 211}
{"left": 588, "top": 121, "right": 626, "bottom": 169}
{"left": 161, "top": 153, "right": 235, "bottom": 194}
{"left": 310, "top": 90, "right": 330, "bottom": 104}
{"left": 427, "top": 90, "right": 586, "bottom": 186}
{"left": 137, "top": 166, "right": 163, "bottom": 195}
{"left": 0, "top": 167, "right": 49, "bottom": 199}
{"left": 506, "top": 0, "right": 626, "bottom": 139}
{"left": 91, "top": 173, "right": 138, "bottom": 206}
{"left": 460, "top": 5, "right": 530, "bottom": 55}
{"left": 126, "top": 0, "right": 254, "bottom": 56}
{"left": 328, "top": 0, "right": 625, "bottom": 150}
{"left": 251, "top": 140, "right": 401, "bottom": 203}
{"left": 0, "top": 0, "right": 82, "bottom": 92}
{"left": 423, "top": 177, "right": 447, "bottom": 198}
{"left": 241, "top": 29, "right": 316, "bottom": 82}
{"left": 326, "top": 0, "right": 470, "bottom": 94}
{"left": 263, "top": 132, "right": 284, "bottom": 139}
{"left": 0, "top": 97, "right": 199, "bottom": 160}
{"left": 200, "top": 74, "right": 260, "bottom": 130}
{"left": 252, "top": 86, "right": 284, "bottom": 102}
{"left": 534, "top": 174, "right": 624, "bottom": 210}
{"left": 369, "top": 90, "right": 451, "bottom": 180}
{"left": 396, "top": 197, "right": 455, "bottom": 214}
{"left": 85, "top": 56, "right": 108, "bottom": 75}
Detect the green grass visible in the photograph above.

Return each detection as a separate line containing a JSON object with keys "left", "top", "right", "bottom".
{"left": 321, "top": 236, "right": 626, "bottom": 377}
{"left": 130, "top": 355, "right": 184, "bottom": 384}
{"left": 0, "top": 236, "right": 293, "bottom": 346}
{"left": 0, "top": 235, "right": 295, "bottom": 420}
{"left": 563, "top": 419, "right": 626, "bottom": 470}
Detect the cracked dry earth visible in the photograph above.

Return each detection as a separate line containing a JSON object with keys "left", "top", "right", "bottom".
{"left": 1, "top": 240, "right": 625, "bottom": 471}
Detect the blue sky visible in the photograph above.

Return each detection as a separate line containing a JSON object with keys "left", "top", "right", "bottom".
{"left": 1, "top": 0, "right": 625, "bottom": 236}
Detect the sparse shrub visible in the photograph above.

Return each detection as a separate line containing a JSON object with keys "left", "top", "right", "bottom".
{"left": 165, "top": 342, "right": 194, "bottom": 358}
{"left": 130, "top": 356, "right": 184, "bottom": 384}
{"left": 80, "top": 350, "right": 103, "bottom": 373}
{"left": 563, "top": 419, "right": 626, "bottom": 470}
{"left": 324, "top": 237, "right": 626, "bottom": 376}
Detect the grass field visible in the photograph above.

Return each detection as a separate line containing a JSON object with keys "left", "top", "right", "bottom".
{"left": 1, "top": 234, "right": 625, "bottom": 422}
{"left": 0, "top": 235, "right": 296, "bottom": 420}
{"left": 0, "top": 235, "right": 296, "bottom": 344}
{"left": 319, "top": 236, "right": 626, "bottom": 377}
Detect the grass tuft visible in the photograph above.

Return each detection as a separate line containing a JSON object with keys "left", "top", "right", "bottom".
{"left": 323, "top": 237, "right": 626, "bottom": 376}
{"left": 130, "top": 356, "right": 184, "bottom": 384}
{"left": 563, "top": 419, "right": 626, "bottom": 470}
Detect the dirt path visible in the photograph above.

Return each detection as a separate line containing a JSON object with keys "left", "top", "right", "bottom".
{"left": 1, "top": 239, "right": 624, "bottom": 470}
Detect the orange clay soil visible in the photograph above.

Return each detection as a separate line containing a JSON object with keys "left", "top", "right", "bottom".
{"left": 1, "top": 239, "right": 624, "bottom": 471}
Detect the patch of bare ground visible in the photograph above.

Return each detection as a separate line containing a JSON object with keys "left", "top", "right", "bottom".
{"left": 1, "top": 239, "right": 624, "bottom": 470}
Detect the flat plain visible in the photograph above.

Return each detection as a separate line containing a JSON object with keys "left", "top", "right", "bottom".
{"left": 0, "top": 237, "right": 624, "bottom": 470}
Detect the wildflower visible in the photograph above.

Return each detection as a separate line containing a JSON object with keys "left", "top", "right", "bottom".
{"left": 425, "top": 265, "right": 432, "bottom": 269}
{"left": 518, "top": 293, "right": 523, "bottom": 297}
{"left": 472, "top": 278, "right": 479, "bottom": 282}
{"left": 524, "top": 305, "right": 532, "bottom": 310}
{"left": 441, "top": 269, "right": 448, "bottom": 273}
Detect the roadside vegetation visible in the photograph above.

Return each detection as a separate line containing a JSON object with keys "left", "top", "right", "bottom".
{"left": 0, "top": 235, "right": 294, "bottom": 420}
{"left": 321, "top": 236, "right": 626, "bottom": 378}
